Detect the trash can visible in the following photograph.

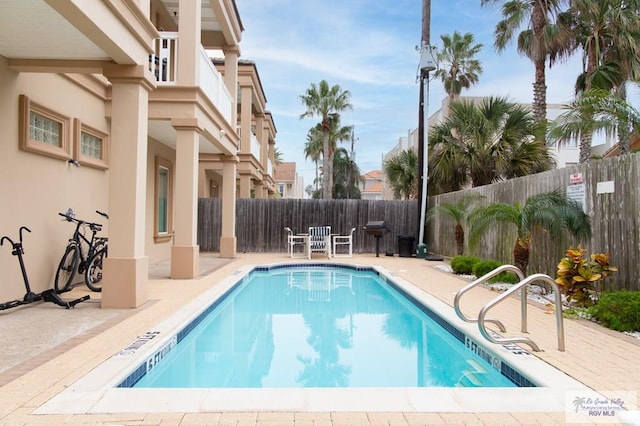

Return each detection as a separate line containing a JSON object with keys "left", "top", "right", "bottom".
{"left": 397, "top": 235, "right": 415, "bottom": 258}
{"left": 416, "top": 243, "right": 427, "bottom": 259}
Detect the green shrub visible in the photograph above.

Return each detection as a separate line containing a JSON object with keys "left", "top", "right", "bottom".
{"left": 472, "top": 260, "right": 500, "bottom": 278}
{"left": 472, "top": 260, "right": 519, "bottom": 283}
{"left": 450, "top": 255, "right": 481, "bottom": 275}
{"left": 588, "top": 291, "right": 640, "bottom": 332}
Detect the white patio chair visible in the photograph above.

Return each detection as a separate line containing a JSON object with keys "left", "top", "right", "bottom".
{"left": 308, "top": 226, "right": 331, "bottom": 259}
{"left": 332, "top": 227, "right": 356, "bottom": 258}
{"left": 284, "top": 227, "right": 307, "bottom": 258}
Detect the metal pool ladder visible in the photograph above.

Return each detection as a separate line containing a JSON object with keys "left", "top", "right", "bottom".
{"left": 453, "top": 265, "right": 565, "bottom": 352}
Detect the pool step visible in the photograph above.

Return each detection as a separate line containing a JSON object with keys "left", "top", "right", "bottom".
{"left": 456, "top": 359, "right": 489, "bottom": 387}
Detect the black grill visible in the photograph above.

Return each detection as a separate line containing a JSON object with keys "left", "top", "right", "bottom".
{"left": 364, "top": 221, "right": 390, "bottom": 257}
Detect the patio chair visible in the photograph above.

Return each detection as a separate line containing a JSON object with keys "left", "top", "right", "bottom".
{"left": 332, "top": 227, "right": 356, "bottom": 258}
{"left": 284, "top": 227, "right": 307, "bottom": 258}
{"left": 308, "top": 226, "right": 331, "bottom": 259}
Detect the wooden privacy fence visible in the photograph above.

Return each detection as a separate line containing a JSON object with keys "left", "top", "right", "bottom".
{"left": 198, "top": 153, "right": 639, "bottom": 291}
{"left": 198, "top": 198, "right": 419, "bottom": 255}
{"left": 426, "top": 153, "right": 640, "bottom": 292}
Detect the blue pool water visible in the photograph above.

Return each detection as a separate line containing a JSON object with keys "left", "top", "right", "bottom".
{"left": 129, "top": 265, "right": 520, "bottom": 388}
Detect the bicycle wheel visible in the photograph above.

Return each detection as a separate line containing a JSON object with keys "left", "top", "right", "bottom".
{"left": 54, "top": 243, "right": 79, "bottom": 293}
{"left": 85, "top": 246, "right": 107, "bottom": 292}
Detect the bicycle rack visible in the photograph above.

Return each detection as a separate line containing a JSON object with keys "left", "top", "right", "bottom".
{"left": 454, "top": 265, "right": 565, "bottom": 352}
{"left": 453, "top": 264, "right": 525, "bottom": 332}
{"left": 477, "top": 273, "right": 565, "bottom": 352}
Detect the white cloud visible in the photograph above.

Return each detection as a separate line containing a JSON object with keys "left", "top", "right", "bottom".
{"left": 235, "top": 0, "right": 586, "bottom": 194}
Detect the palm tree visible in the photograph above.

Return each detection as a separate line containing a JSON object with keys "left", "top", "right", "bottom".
{"left": 383, "top": 148, "right": 418, "bottom": 200}
{"left": 425, "top": 193, "right": 485, "bottom": 255}
{"left": 428, "top": 97, "right": 554, "bottom": 191}
{"left": 305, "top": 116, "right": 353, "bottom": 194}
{"left": 304, "top": 129, "right": 323, "bottom": 192}
{"left": 434, "top": 31, "right": 483, "bottom": 100}
{"left": 332, "top": 148, "right": 362, "bottom": 199}
{"left": 557, "top": 0, "right": 640, "bottom": 161}
{"left": 481, "top": 0, "right": 571, "bottom": 142}
{"left": 300, "top": 80, "right": 352, "bottom": 199}
{"left": 468, "top": 189, "right": 591, "bottom": 274}
{"left": 547, "top": 88, "right": 640, "bottom": 154}
{"left": 273, "top": 147, "right": 284, "bottom": 165}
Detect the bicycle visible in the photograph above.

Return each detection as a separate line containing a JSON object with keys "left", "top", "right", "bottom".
{"left": 54, "top": 209, "right": 108, "bottom": 293}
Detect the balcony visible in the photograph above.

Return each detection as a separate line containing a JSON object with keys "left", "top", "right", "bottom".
{"left": 251, "top": 133, "right": 261, "bottom": 160}
{"left": 149, "top": 32, "right": 233, "bottom": 123}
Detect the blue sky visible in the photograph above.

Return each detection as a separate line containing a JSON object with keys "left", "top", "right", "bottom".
{"left": 235, "top": 0, "right": 586, "bottom": 192}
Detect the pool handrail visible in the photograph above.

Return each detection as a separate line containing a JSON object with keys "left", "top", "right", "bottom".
{"left": 453, "top": 264, "right": 525, "bottom": 332}
{"left": 478, "top": 273, "right": 565, "bottom": 352}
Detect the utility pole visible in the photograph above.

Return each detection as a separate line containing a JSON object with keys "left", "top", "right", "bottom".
{"left": 417, "top": 0, "right": 435, "bottom": 245}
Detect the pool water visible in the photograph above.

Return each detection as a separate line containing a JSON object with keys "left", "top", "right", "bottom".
{"left": 132, "top": 266, "right": 516, "bottom": 388}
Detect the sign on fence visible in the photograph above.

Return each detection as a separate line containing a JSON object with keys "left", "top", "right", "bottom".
{"left": 567, "top": 183, "right": 586, "bottom": 212}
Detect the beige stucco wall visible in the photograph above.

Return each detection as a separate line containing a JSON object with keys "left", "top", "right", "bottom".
{"left": 0, "top": 59, "right": 109, "bottom": 300}
{"left": 145, "top": 137, "right": 175, "bottom": 263}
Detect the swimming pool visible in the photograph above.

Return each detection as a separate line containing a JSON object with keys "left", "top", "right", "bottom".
{"left": 35, "top": 261, "right": 590, "bottom": 414}
{"left": 127, "top": 265, "right": 515, "bottom": 388}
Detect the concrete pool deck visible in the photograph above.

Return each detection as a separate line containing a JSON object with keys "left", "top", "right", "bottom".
{"left": 1, "top": 252, "right": 639, "bottom": 425}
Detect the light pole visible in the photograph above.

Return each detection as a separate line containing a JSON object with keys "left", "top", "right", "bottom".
{"left": 417, "top": 43, "right": 436, "bottom": 245}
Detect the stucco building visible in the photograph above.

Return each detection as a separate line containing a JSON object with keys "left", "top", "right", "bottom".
{"left": 0, "top": 0, "right": 276, "bottom": 308}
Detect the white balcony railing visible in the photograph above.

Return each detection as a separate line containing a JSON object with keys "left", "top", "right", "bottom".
{"left": 149, "top": 32, "right": 233, "bottom": 124}
{"left": 149, "top": 32, "right": 178, "bottom": 83}
{"left": 198, "top": 45, "right": 233, "bottom": 123}
{"left": 250, "top": 134, "right": 261, "bottom": 160}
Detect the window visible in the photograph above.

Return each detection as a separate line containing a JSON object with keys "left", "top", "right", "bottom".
{"left": 74, "top": 119, "right": 109, "bottom": 169}
{"left": 278, "top": 183, "right": 285, "bottom": 198}
{"left": 154, "top": 157, "right": 173, "bottom": 243}
{"left": 19, "top": 95, "right": 71, "bottom": 160}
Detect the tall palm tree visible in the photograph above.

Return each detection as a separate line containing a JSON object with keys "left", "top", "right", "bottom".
{"left": 428, "top": 97, "right": 554, "bottom": 191}
{"left": 557, "top": 0, "right": 640, "bottom": 161}
{"left": 425, "top": 193, "right": 485, "bottom": 255}
{"left": 304, "top": 129, "right": 323, "bottom": 191}
{"left": 300, "top": 80, "right": 352, "bottom": 199}
{"left": 469, "top": 189, "right": 591, "bottom": 274}
{"left": 332, "top": 148, "right": 362, "bottom": 199}
{"left": 434, "top": 31, "right": 483, "bottom": 100}
{"left": 383, "top": 148, "right": 418, "bottom": 200}
{"left": 305, "top": 116, "right": 353, "bottom": 193}
{"left": 481, "top": 0, "right": 571, "bottom": 143}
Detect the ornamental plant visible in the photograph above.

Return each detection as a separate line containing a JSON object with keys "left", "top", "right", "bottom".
{"left": 555, "top": 246, "right": 618, "bottom": 307}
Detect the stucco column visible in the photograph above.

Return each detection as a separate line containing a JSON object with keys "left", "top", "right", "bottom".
{"left": 254, "top": 182, "right": 264, "bottom": 199}
{"left": 239, "top": 85, "right": 252, "bottom": 153}
{"left": 223, "top": 46, "right": 239, "bottom": 125}
{"left": 177, "top": 0, "right": 200, "bottom": 86}
{"left": 170, "top": 118, "right": 200, "bottom": 279}
{"left": 239, "top": 174, "right": 251, "bottom": 198}
{"left": 102, "top": 64, "right": 155, "bottom": 308}
{"left": 256, "top": 114, "right": 266, "bottom": 170}
{"left": 220, "top": 155, "right": 238, "bottom": 258}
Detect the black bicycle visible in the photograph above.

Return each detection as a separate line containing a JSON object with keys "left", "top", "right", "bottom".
{"left": 54, "top": 209, "right": 108, "bottom": 293}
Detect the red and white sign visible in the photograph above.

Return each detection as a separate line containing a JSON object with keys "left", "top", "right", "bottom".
{"left": 569, "top": 172, "right": 583, "bottom": 184}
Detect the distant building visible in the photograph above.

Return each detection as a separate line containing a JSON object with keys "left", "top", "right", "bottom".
{"left": 274, "top": 162, "right": 304, "bottom": 199}
{"left": 361, "top": 170, "right": 383, "bottom": 200}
